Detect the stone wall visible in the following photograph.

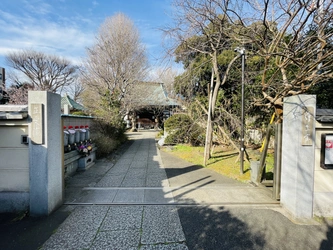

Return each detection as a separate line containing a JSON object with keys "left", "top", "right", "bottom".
{"left": 0, "top": 105, "right": 29, "bottom": 212}
{"left": 0, "top": 95, "right": 96, "bottom": 214}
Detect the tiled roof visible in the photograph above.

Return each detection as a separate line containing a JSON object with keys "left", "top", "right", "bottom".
{"left": 316, "top": 109, "right": 333, "bottom": 123}
{"left": 61, "top": 94, "right": 85, "bottom": 111}
{"left": 133, "top": 82, "right": 180, "bottom": 107}
{"left": 0, "top": 105, "right": 28, "bottom": 120}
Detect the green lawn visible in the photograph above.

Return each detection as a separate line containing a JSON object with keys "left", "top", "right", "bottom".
{"left": 161, "top": 144, "right": 274, "bottom": 183}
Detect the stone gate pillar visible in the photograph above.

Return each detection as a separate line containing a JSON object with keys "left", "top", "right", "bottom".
{"left": 281, "top": 95, "right": 316, "bottom": 219}
{"left": 28, "top": 91, "right": 63, "bottom": 216}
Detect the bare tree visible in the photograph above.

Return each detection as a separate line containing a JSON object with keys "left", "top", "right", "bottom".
{"left": 2, "top": 70, "right": 35, "bottom": 104}
{"left": 5, "top": 49, "right": 78, "bottom": 92}
{"left": 231, "top": 0, "right": 333, "bottom": 120}
{"left": 164, "top": 0, "right": 333, "bottom": 165}
{"left": 61, "top": 72, "right": 85, "bottom": 102}
{"left": 164, "top": 0, "right": 240, "bottom": 165}
{"left": 82, "top": 13, "right": 148, "bottom": 104}
{"left": 7, "top": 83, "right": 35, "bottom": 105}
{"left": 151, "top": 67, "right": 180, "bottom": 98}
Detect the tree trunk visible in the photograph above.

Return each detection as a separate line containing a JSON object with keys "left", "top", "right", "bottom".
{"left": 217, "top": 125, "right": 240, "bottom": 153}
{"left": 131, "top": 111, "right": 137, "bottom": 131}
{"left": 204, "top": 112, "right": 213, "bottom": 166}
{"left": 203, "top": 71, "right": 214, "bottom": 166}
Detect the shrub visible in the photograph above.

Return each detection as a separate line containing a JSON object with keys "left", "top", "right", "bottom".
{"left": 71, "top": 111, "right": 89, "bottom": 116}
{"left": 91, "top": 119, "right": 127, "bottom": 158}
{"left": 92, "top": 132, "right": 124, "bottom": 158}
{"left": 164, "top": 114, "right": 205, "bottom": 146}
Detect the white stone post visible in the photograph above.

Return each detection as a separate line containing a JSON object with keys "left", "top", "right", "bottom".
{"left": 28, "top": 91, "right": 63, "bottom": 216}
{"left": 281, "top": 95, "right": 316, "bottom": 219}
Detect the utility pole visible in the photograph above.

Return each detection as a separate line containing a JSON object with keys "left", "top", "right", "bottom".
{"left": 235, "top": 47, "right": 245, "bottom": 174}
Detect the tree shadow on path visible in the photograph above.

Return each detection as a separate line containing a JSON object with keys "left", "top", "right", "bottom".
{"left": 160, "top": 149, "right": 333, "bottom": 250}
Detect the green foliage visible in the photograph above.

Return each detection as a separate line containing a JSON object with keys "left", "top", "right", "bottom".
{"left": 164, "top": 114, "right": 205, "bottom": 146}
{"left": 71, "top": 111, "right": 88, "bottom": 116}
{"left": 173, "top": 54, "right": 212, "bottom": 98}
{"left": 307, "top": 80, "right": 333, "bottom": 109}
{"left": 87, "top": 91, "right": 127, "bottom": 158}
{"left": 156, "top": 130, "right": 164, "bottom": 138}
{"left": 81, "top": 85, "right": 128, "bottom": 158}
{"left": 217, "top": 50, "right": 235, "bottom": 66}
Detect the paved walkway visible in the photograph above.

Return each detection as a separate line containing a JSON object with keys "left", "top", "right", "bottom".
{"left": 38, "top": 130, "right": 333, "bottom": 250}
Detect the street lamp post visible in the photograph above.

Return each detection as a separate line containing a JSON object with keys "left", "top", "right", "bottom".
{"left": 235, "top": 47, "right": 245, "bottom": 174}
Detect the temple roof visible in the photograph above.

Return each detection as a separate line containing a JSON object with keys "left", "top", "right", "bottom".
{"left": 61, "top": 94, "right": 85, "bottom": 111}
{"left": 130, "top": 82, "right": 180, "bottom": 107}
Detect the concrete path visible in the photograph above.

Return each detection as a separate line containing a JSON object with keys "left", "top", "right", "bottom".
{"left": 63, "top": 131, "right": 277, "bottom": 207}
{"left": 42, "top": 131, "right": 188, "bottom": 250}
{"left": 39, "top": 130, "right": 333, "bottom": 250}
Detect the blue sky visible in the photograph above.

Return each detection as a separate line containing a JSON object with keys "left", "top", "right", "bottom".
{"left": 0, "top": 0, "right": 175, "bottom": 73}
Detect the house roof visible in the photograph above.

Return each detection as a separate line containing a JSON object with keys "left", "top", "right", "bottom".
{"left": 61, "top": 94, "right": 85, "bottom": 111}
{"left": 316, "top": 109, "right": 333, "bottom": 123}
{"left": 0, "top": 105, "right": 28, "bottom": 120}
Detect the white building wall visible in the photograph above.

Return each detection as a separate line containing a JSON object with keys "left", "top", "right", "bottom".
{"left": 313, "top": 123, "right": 333, "bottom": 217}
{"left": 0, "top": 107, "right": 29, "bottom": 212}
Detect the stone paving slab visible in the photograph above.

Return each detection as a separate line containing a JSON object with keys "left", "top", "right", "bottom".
{"left": 141, "top": 206, "right": 186, "bottom": 245}
{"left": 146, "top": 174, "right": 168, "bottom": 187}
{"left": 119, "top": 153, "right": 137, "bottom": 159}
{"left": 172, "top": 187, "right": 276, "bottom": 204}
{"left": 41, "top": 206, "right": 109, "bottom": 250}
{"left": 100, "top": 206, "right": 143, "bottom": 231}
{"left": 90, "top": 229, "right": 140, "bottom": 250}
{"left": 121, "top": 176, "right": 146, "bottom": 187}
{"left": 144, "top": 189, "right": 174, "bottom": 204}
{"left": 140, "top": 243, "right": 188, "bottom": 250}
{"left": 130, "top": 161, "right": 148, "bottom": 169}
{"left": 42, "top": 205, "right": 188, "bottom": 249}
{"left": 43, "top": 130, "right": 281, "bottom": 249}
{"left": 95, "top": 174, "right": 125, "bottom": 187}
{"left": 126, "top": 169, "right": 147, "bottom": 177}
{"left": 64, "top": 186, "right": 277, "bottom": 205}
{"left": 113, "top": 189, "right": 145, "bottom": 203}
{"left": 64, "top": 187, "right": 85, "bottom": 203}
{"left": 65, "top": 174, "right": 101, "bottom": 188}
{"left": 76, "top": 189, "right": 118, "bottom": 203}
{"left": 114, "top": 158, "right": 134, "bottom": 165}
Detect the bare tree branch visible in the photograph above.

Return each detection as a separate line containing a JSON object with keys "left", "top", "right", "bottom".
{"left": 5, "top": 49, "right": 77, "bottom": 92}
{"left": 82, "top": 13, "right": 148, "bottom": 103}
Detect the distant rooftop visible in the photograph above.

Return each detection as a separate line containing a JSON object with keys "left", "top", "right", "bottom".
{"left": 61, "top": 94, "right": 85, "bottom": 111}
{"left": 132, "top": 82, "right": 180, "bottom": 107}
{"left": 0, "top": 105, "right": 28, "bottom": 120}
{"left": 316, "top": 109, "right": 333, "bottom": 123}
